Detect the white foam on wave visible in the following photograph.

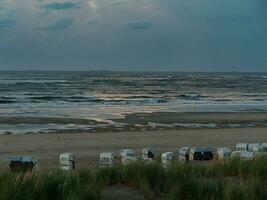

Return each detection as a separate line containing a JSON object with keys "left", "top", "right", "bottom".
{"left": 173, "top": 123, "right": 217, "bottom": 128}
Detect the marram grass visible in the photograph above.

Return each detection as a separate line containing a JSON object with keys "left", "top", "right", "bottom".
{"left": 0, "top": 156, "right": 267, "bottom": 200}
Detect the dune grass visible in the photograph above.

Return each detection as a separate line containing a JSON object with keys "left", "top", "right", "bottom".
{"left": 0, "top": 156, "right": 267, "bottom": 200}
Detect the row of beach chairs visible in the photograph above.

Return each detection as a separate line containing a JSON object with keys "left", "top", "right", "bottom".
{"left": 7, "top": 142, "right": 267, "bottom": 171}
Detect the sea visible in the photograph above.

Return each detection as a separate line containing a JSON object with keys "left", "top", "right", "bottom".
{"left": 0, "top": 71, "right": 267, "bottom": 134}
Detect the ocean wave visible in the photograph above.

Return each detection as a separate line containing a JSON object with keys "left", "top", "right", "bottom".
{"left": 0, "top": 97, "right": 17, "bottom": 104}
{"left": 1, "top": 71, "right": 267, "bottom": 108}
{"left": 0, "top": 80, "right": 67, "bottom": 84}
{"left": 0, "top": 99, "right": 17, "bottom": 104}
{"left": 177, "top": 93, "right": 205, "bottom": 100}
{"left": 29, "top": 96, "right": 94, "bottom": 102}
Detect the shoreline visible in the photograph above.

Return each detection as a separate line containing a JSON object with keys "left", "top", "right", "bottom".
{"left": 1, "top": 111, "right": 267, "bottom": 135}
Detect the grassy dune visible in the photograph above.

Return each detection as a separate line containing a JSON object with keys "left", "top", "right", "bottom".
{"left": 1, "top": 157, "right": 267, "bottom": 200}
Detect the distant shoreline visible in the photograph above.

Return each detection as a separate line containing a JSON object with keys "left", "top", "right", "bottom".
{"left": 0, "top": 70, "right": 267, "bottom": 74}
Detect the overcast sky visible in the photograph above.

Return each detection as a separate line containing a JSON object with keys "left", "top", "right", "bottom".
{"left": 0, "top": 0, "right": 266, "bottom": 71}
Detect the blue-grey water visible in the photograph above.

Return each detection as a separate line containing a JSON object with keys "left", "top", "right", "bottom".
{"left": 0, "top": 71, "right": 267, "bottom": 134}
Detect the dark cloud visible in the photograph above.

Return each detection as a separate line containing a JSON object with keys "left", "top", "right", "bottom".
{"left": 36, "top": 18, "right": 74, "bottom": 30}
{"left": 0, "top": 2, "right": 15, "bottom": 29}
{"left": 111, "top": 1, "right": 122, "bottom": 6}
{"left": 0, "top": 0, "right": 266, "bottom": 71}
{"left": 126, "top": 20, "right": 153, "bottom": 30}
{"left": 42, "top": 2, "right": 81, "bottom": 11}
{"left": 88, "top": 20, "right": 97, "bottom": 25}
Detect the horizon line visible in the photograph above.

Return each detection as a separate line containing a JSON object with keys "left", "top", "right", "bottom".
{"left": 0, "top": 69, "right": 266, "bottom": 73}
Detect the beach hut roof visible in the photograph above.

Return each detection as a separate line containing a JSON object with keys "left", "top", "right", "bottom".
{"left": 120, "top": 149, "right": 134, "bottom": 153}
{"left": 161, "top": 152, "right": 174, "bottom": 157}
{"left": 9, "top": 156, "right": 37, "bottom": 163}
{"left": 217, "top": 148, "right": 232, "bottom": 153}
{"left": 179, "top": 147, "right": 190, "bottom": 155}
{"left": 180, "top": 147, "right": 191, "bottom": 151}
{"left": 248, "top": 143, "right": 261, "bottom": 146}
{"left": 60, "top": 152, "right": 74, "bottom": 156}
{"left": 120, "top": 149, "right": 135, "bottom": 157}
{"left": 9, "top": 156, "right": 21, "bottom": 162}
{"left": 203, "top": 147, "right": 213, "bottom": 152}
{"left": 60, "top": 153, "right": 74, "bottom": 161}
{"left": 190, "top": 147, "right": 204, "bottom": 152}
{"left": 236, "top": 143, "right": 248, "bottom": 147}
{"left": 142, "top": 147, "right": 154, "bottom": 153}
{"left": 100, "top": 152, "right": 114, "bottom": 157}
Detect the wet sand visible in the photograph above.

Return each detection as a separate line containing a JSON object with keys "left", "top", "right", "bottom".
{"left": 1, "top": 112, "right": 267, "bottom": 135}
{"left": 0, "top": 127, "right": 267, "bottom": 170}
{"left": 116, "top": 111, "right": 267, "bottom": 124}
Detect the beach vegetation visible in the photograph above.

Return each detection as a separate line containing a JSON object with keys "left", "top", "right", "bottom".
{"left": 0, "top": 156, "right": 267, "bottom": 199}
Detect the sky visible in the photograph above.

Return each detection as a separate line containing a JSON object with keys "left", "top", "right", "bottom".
{"left": 0, "top": 0, "right": 266, "bottom": 71}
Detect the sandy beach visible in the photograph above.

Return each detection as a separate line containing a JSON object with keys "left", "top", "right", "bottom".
{"left": 1, "top": 111, "right": 267, "bottom": 170}
{"left": 0, "top": 126, "right": 266, "bottom": 170}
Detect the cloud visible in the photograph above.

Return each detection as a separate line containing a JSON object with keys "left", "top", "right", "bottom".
{"left": 126, "top": 20, "right": 153, "bottom": 30}
{"left": 87, "top": 0, "right": 98, "bottom": 17}
{"left": 0, "top": 0, "right": 15, "bottom": 29}
{"left": 111, "top": 1, "right": 122, "bottom": 6}
{"left": 42, "top": 2, "right": 81, "bottom": 11}
{"left": 88, "top": 20, "right": 97, "bottom": 25}
{"left": 36, "top": 18, "right": 74, "bottom": 30}
{"left": 0, "top": 19, "right": 13, "bottom": 28}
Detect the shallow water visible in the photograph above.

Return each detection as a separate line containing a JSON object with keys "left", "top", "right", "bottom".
{"left": 1, "top": 71, "right": 267, "bottom": 134}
